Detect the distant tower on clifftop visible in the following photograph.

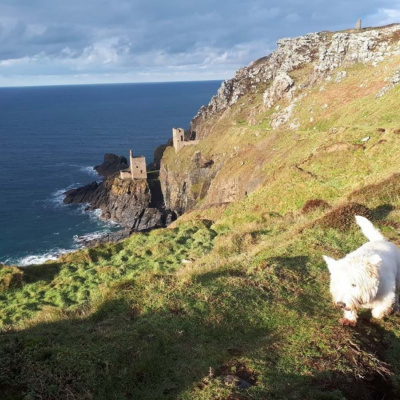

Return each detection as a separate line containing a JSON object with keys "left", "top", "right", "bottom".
{"left": 172, "top": 128, "right": 185, "bottom": 152}
{"left": 172, "top": 127, "right": 200, "bottom": 152}
{"left": 356, "top": 19, "right": 362, "bottom": 30}
{"left": 119, "top": 150, "right": 147, "bottom": 180}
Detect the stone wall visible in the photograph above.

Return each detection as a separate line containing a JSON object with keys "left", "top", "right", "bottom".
{"left": 172, "top": 128, "right": 200, "bottom": 152}
{"left": 120, "top": 170, "right": 132, "bottom": 180}
{"left": 130, "top": 156, "right": 147, "bottom": 179}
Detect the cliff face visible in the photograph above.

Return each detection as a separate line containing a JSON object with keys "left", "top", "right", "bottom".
{"left": 190, "top": 24, "right": 400, "bottom": 137}
{"left": 160, "top": 24, "right": 400, "bottom": 217}
{"left": 160, "top": 150, "right": 218, "bottom": 216}
{"left": 97, "top": 178, "right": 153, "bottom": 228}
{"left": 64, "top": 176, "right": 160, "bottom": 229}
{"left": 94, "top": 153, "right": 128, "bottom": 177}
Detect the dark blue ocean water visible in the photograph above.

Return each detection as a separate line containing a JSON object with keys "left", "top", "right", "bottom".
{"left": 0, "top": 81, "right": 221, "bottom": 265}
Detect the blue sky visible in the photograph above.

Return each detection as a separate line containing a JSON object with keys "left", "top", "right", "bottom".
{"left": 0, "top": 0, "right": 399, "bottom": 86}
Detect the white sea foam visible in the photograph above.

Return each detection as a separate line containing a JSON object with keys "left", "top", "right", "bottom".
{"left": 73, "top": 229, "right": 111, "bottom": 245}
{"left": 84, "top": 207, "right": 119, "bottom": 226}
{"left": 46, "top": 184, "right": 81, "bottom": 208}
{"left": 79, "top": 166, "right": 98, "bottom": 177}
{"left": 54, "top": 162, "right": 98, "bottom": 176}
{"left": 13, "top": 248, "right": 75, "bottom": 267}
{"left": 89, "top": 208, "right": 102, "bottom": 219}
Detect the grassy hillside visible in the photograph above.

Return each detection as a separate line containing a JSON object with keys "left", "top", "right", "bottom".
{"left": 2, "top": 52, "right": 400, "bottom": 399}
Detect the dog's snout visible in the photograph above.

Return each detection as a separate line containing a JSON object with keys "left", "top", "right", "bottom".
{"left": 336, "top": 301, "right": 346, "bottom": 309}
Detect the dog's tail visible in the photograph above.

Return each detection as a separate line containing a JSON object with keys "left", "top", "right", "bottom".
{"left": 355, "top": 215, "right": 385, "bottom": 242}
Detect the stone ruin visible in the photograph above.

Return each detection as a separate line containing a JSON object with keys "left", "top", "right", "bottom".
{"left": 172, "top": 127, "right": 200, "bottom": 152}
{"left": 356, "top": 19, "right": 362, "bottom": 30}
{"left": 120, "top": 150, "right": 147, "bottom": 180}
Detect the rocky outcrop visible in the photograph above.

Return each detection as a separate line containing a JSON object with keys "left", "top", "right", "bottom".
{"left": 64, "top": 176, "right": 154, "bottom": 228}
{"left": 64, "top": 155, "right": 171, "bottom": 237}
{"left": 263, "top": 72, "right": 295, "bottom": 108}
{"left": 190, "top": 24, "right": 400, "bottom": 136}
{"left": 94, "top": 153, "right": 128, "bottom": 177}
{"left": 64, "top": 181, "right": 102, "bottom": 205}
{"left": 96, "top": 178, "right": 152, "bottom": 226}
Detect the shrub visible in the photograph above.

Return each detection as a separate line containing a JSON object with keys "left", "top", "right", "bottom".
{"left": 301, "top": 199, "right": 331, "bottom": 214}
{"left": 316, "top": 202, "right": 371, "bottom": 230}
{"left": 0, "top": 265, "right": 23, "bottom": 290}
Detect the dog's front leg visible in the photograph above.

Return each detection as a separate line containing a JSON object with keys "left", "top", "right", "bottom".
{"left": 371, "top": 294, "right": 396, "bottom": 319}
{"left": 339, "top": 309, "right": 358, "bottom": 326}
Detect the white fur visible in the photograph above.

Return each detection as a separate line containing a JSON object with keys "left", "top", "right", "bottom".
{"left": 323, "top": 216, "right": 400, "bottom": 326}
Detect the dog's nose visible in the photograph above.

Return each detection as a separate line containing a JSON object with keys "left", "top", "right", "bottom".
{"left": 336, "top": 301, "right": 346, "bottom": 309}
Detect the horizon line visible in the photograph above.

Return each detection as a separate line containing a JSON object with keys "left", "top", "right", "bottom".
{"left": 0, "top": 78, "right": 225, "bottom": 90}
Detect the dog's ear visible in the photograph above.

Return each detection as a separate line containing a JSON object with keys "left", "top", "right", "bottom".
{"left": 322, "top": 255, "right": 337, "bottom": 273}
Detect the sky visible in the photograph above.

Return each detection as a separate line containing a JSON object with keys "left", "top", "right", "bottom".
{"left": 0, "top": 0, "right": 399, "bottom": 87}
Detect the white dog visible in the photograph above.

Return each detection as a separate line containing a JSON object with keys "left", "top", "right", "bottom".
{"left": 323, "top": 215, "right": 400, "bottom": 326}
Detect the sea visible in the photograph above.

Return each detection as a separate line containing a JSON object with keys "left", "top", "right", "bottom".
{"left": 0, "top": 81, "right": 222, "bottom": 266}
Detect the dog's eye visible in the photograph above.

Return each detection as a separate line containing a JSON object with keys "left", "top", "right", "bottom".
{"left": 351, "top": 283, "right": 356, "bottom": 287}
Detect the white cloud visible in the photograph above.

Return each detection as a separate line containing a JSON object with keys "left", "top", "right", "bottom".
{"left": 364, "top": 5, "right": 400, "bottom": 26}
{"left": 0, "top": 0, "right": 397, "bottom": 86}
{"left": 79, "top": 43, "right": 119, "bottom": 67}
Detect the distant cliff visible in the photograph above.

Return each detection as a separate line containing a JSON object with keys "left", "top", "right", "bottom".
{"left": 160, "top": 24, "right": 400, "bottom": 218}
{"left": 190, "top": 24, "right": 400, "bottom": 136}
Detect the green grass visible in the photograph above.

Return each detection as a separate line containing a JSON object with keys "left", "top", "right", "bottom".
{"left": 2, "top": 195, "right": 400, "bottom": 399}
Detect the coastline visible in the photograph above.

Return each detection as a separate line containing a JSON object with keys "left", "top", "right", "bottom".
{"left": 0, "top": 81, "right": 223, "bottom": 266}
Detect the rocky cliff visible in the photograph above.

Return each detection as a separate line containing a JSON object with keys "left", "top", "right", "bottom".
{"left": 94, "top": 153, "right": 128, "bottom": 177}
{"left": 160, "top": 24, "right": 400, "bottom": 217}
{"left": 64, "top": 156, "right": 170, "bottom": 243}
{"left": 190, "top": 24, "right": 400, "bottom": 136}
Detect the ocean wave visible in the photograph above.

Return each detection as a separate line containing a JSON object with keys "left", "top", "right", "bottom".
{"left": 79, "top": 207, "right": 119, "bottom": 227}
{"left": 79, "top": 166, "right": 98, "bottom": 177}
{"left": 73, "top": 229, "right": 111, "bottom": 245}
{"left": 12, "top": 248, "right": 75, "bottom": 267}
{"left": 47, "top": 184, "right": 81, "bottom": 208}
{"left": 89, "top": 208, "right": 102, "bottom": 220}
{"left": 52, "top": 163, "right": 99, "bottom": 178}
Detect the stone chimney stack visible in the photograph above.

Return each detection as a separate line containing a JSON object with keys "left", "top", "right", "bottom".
{"left": 129, "top": 150, "right": 134, "bottom": 178}
{"left": 356, "top": 19, "right": 362, "bottom": 30}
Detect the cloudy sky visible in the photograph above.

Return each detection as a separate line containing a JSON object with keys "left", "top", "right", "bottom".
{"left": 0, "top": 0, "right": 399, "bottom": 87}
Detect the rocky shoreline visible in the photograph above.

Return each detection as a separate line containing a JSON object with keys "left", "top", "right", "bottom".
{"left": 63, "top": 151, "right": 175, "bottom": 246}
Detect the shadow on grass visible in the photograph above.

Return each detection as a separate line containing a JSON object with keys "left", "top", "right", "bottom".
{"left": 266, "top": 256, "right": 334, "bottom": 318}
{"left": 0, "top": 262, "right": 399, "bottom": 400}
{"left": 0, "top": 281, "right": 273, "bottom": 400}
{"left": 261, "top": 319, "right": 398, "bottom": 400}
{"left": 370, "top": 204, "right": 395, "bottom": 221}
{"left": 21, "top": 262, "right": 63, "bottom": 284}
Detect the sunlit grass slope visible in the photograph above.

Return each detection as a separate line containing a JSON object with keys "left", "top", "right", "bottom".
{"left": 1, "top": 56, "right": 400, "bottom": 399}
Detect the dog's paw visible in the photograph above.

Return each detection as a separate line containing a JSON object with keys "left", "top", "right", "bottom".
{"left": 339, "top": 318, "right": 357, "bottom": 327}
